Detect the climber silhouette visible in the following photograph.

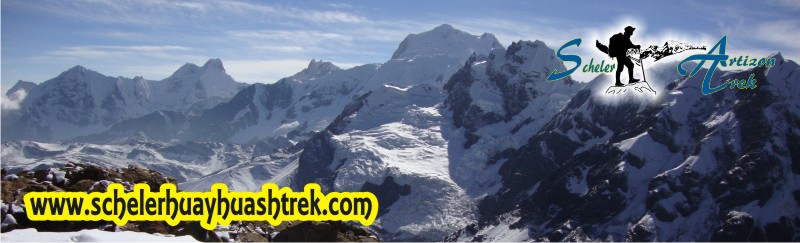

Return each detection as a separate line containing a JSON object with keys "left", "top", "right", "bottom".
{"left": 608, "top": 26, "right": 641, "bottom": 86}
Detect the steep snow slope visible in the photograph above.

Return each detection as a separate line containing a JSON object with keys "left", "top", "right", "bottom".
{"left": 295, "top": 84, "right": 476, "bottom": 241}
{"left": 443, "top": 41, "right": 583, "bottom": 199}
{"left": 376, "top": 24, "right": 504, "bottom": 88}
{"left": 452, "top": 54, "right": 800, "bottom": 241}
{"left": 290, "top": 39, "right": 582, "bottom": 241}
{"left": 183, "top": 35, "right": 582, "bottom": 241}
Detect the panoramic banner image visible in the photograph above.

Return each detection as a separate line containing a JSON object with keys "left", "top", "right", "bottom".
{"left": 1, "top": 0, "right": 799, "bottom": 242}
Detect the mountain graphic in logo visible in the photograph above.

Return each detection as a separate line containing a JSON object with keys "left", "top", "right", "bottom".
{"left": 596, "top": 26, "right": 706, "bottom": 95}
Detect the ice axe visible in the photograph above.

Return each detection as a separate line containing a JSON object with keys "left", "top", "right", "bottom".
{"left": 641, "top": 60, "right": 646, "bottom": 83}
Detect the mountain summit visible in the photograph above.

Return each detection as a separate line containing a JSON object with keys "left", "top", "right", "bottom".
{"left": 292, "top": 59, "right": 341, "bottom": 81}
{"left": 159, "top": 58, "right": 244, "bottom": 110}
{"left": 1, "top": 59, "right": 247, "bottom": 141}
{"left": 177, "top": 25, "right": 507, "bottom": 145}
{"left": 392, "top": 24, "right": 503, "bottom": 60}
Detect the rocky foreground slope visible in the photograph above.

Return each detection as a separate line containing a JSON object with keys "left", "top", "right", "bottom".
{"left": 1, "top": 162, "right": 380, "bottom": 242}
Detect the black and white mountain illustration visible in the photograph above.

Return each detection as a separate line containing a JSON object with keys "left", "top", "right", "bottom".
{"left": 2, "top": 24, "right": 799, "bottom": 241}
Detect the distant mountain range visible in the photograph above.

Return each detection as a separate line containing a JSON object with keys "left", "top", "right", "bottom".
{"left": 2, "top": 58, "right": 247, "bottom": 141}
{"left": 2, "top": 24, "right": 798, "bottom": 241}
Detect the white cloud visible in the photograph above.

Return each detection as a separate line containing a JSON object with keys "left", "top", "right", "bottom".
{"left": 8, "top": 0, "right": 368, "bottom": 27}
{"left": 325, "top": 3, "right": 353, "bottom": 9}
{"left": 213, "top": 1, "right": 277, "bottom": 16}
{"left": 769, "top": 0, "right": 800, "bottom": 10}
{"left": 755, "top": 20, "right": 800, "bottom": 50}
{"left": 215, "top": 1, "right": 367, "bottom": 24}
{"left": 226, "top": 30, "right": 352, "bottom": 44}
{"left": 223, "top": 29, "right": 358, "bottom": 58}
{"left": 296, "top": 10, "right": 366, "bottom": 24}
{"left": 2, "top": 89, "right": 27, "bottom": 111}
{"left": 254, "top": 45, "right": 307, "bottom": 53}
{"left": 38, "top": 45, "right": 198, "bottom": 62}
{"left": 350, "top": 20, "right": 439, "bottom": 42}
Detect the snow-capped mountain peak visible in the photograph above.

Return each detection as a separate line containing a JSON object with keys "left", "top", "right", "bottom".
{"left": 202, "top": 58, "right": 225, "bottom": 72}
{"left": 391, "top": 24, "right": 504, "bottom": 60}
{"left": 167, "top": 58, "right": 229, "bottom": 81}
{"left": 6, "top": 80, "right": 37, "bottom": 97}
{"left": 57, "top": 65, "right": 106, "bottom": 82}
{"left": 65, "top": 65, "right": 87, "bottom": 73}
{"left": 493, "top": 40, "right": 568, "bottom": 80}
{"left": 159, "top": 58, "right": 243, "bottom": 103}
{"left": 292, "top": 59, "right": 341, "bottom": 81}
{"left": 2, "top": 58, "right": 247, "bottom": 141}
{"left": 169, "top": 63, "right": 201, "bottom": 78}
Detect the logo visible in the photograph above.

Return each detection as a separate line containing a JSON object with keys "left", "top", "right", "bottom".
{"left": 678, "top": 36, "right": 774, "bottom": 95}
{"left": 546, "top": 25, "right": 773, "bottom": 95}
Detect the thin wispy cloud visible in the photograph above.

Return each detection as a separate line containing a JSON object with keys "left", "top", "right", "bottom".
{"left": 3, "top": 0, "right": 798, "bottom": 92}
{"left": 755, "top": 19, "right": 800, "bottom": 50}
{"left": 769, "top": 0, "right": 800, "bottom": 10}
{"left": 295, "top": 10, "right": 367, "bottom": 24}
{"left": 226, "top": 30, "right": 353, "bottom": 44}
{"left": 35, "top": 45, "right": 197, "bottom": 62}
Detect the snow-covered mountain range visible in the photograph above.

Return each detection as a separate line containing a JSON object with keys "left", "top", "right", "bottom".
{"left": 448, "top": 54, "right": 800, "bottom": 241}
{"left": 2, "top": 24, "right": 799, "bottom": 241}
{"left": 2, "top": 59, "right": 247, "bottom": 142}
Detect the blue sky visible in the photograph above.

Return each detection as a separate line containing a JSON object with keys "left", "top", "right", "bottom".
{"left": 2, "top": 0, "right": 799, "bottom": 92}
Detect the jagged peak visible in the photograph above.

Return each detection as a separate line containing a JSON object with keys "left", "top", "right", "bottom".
{"left": 174, "top": 62, "right": 201, "bottom": 74}
{"left": 62, "top": 65, "right": 88, "bottom": 75}
{"left": 307, "top": 59, "right": 339, "bottom": 71}
{"left": 506, "top": 40, "right": 550, "bottom": 57}
{"left": 10, "top": 80, "right": 36, "bottom": 88}
{"left": 202, "top": 58, "right": 225, "bottom": 72}
{"left": 430, "top": 23, "right": 456, "bottom": 33}
{"left": 769, "top": 52, "right": 785, "bottom": 63}
{"left": 57, "top": 65, "right": 105, "bottom": 79}
{"left": 6, "top": 80, "right": 37, "bottom": 96}
{"left": 169, "top": 59, "right": 226, "bottom": 78}
{"left": 293, "top": 59, "right": 340, "bottom": 80}
{"left": 391, "top": 24, "right": 503, "bottom": 60}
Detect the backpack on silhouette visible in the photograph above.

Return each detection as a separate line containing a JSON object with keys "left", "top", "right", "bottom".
{"left": 608, "top": 33, "right": 626, "bottom": 58}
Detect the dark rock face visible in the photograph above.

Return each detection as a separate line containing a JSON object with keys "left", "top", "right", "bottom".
{"left": 295, "top": 132, "right": 338, "bottom": 191}
{"left": 627, "top": 220, "right": 656, "bottom": 242}
{"left": 445, "top": 41, "right": 585, "bottom": 220}
{"left": 360, "top": 176, "right": 411, "bottom": 217}
{"left": 454, "top": 55, "right": 800, "bottom": 241}
{"left": 711, "top": 211, "right": 757, "bottom": 241}
{"left": 294, "top": 92, "right": 372, "bottom": 192}
{"left": 445, "top": 55, "right": 501, "bottom": 131}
